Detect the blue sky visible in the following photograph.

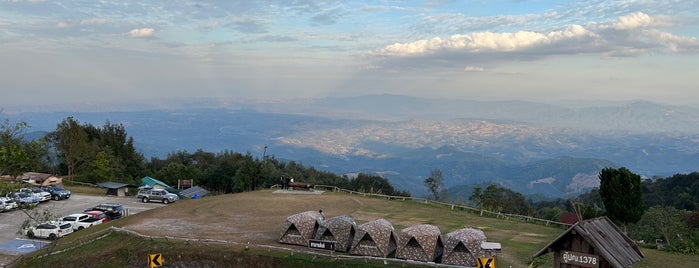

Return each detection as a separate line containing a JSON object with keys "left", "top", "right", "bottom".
{"left": 1, "top": 0, "right": 698, "bottom": 110}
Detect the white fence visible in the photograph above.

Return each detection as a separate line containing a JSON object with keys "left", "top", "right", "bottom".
{"left": 311, "top": 184, "right": 572, "bottom": 229}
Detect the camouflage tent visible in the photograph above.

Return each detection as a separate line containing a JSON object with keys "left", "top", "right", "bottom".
{"left": 314, "top": 214, "right": 357, "bottom": 252}
{"left": 396, "top": 224, "right": 444, "bottom": 263}
{"left": 278, "top": 210, "right": 323, "bottom": 246}
{"left": 442, "top": 228, "right": 487, "bottom": 266}
{"left": 349, "top": 218, "right": 398, "bottom": 257}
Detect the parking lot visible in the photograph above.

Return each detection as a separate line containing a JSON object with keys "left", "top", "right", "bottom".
{"left": 0, "top": 194, "right": 166, "bottom": 254}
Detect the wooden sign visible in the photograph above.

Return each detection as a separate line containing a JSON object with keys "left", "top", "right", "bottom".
{"left": 308, "top": 239, "right": 335, "bottom": 251}
{"left": 560, "top": 251, "right": 599, "bottom": 268}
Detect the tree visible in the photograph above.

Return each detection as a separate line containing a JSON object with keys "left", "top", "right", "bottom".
{"left": 424, "top": 169, "right": 444, "bottom": 200}
{"left": 87, "top": 151, "right": 114, "bottom": 183}
{"left": 47, "top": 117, "right": 92, "bottom": 182}
{"left": 599, "top": 167, "right": 644, "bottom": 227}
{"left": 469, "top": 184, "right": 532, "bottom": 215}
{"left": 0, "top": 119, "right": 30, "bottom": 179}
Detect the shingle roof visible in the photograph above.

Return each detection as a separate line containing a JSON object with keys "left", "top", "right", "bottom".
{"left": 533, "top": 216, "right": 644, "bottom": 268}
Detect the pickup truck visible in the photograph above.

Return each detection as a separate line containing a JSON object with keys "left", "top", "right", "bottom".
{"left": 137, "top": 188, "right": 178, "bottom": 204}
{"left": 61, "top": 213, "right": 104, "bottom": 231}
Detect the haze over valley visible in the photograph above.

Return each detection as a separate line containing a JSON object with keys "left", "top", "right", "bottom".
{"left": 6, "top": 95, "right": 698, "bottom": 198}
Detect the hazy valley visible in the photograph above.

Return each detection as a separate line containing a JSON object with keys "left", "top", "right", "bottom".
{"left": 6, "top": 95, "right": 699, "bottom": 198}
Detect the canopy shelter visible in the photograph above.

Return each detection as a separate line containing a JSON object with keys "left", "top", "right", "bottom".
{"left": 395, "top": 224, "right": 444, "bottom": 263}
{"left": 314, "top": 215, "right": 357, "bottom": 252}
{"left": 278, "top": 210, "right": 323, "bottom": 246}
{"left": 442, "top": 228, "right": 487, "bottom": 266}
{"left": 349, "top": 218, "right": 398, "bottom": 258}
{"left": 96, "top": 182, "right": 137, "bottom": 197}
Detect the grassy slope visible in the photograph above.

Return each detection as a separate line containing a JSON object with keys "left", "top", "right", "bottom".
{"left": 18, "top": 189, "right": 699, "bottom": 267}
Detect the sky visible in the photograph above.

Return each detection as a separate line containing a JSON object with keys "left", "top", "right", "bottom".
{"left": 1, "top": 0, "right": 698, "bottom": 111}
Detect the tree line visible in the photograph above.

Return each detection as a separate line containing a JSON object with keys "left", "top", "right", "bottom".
{"left": 0, "top": 117, "right": 409, "bottom": 197}
{"left": 426, "top": 166, "right": 697, "bottom": 254}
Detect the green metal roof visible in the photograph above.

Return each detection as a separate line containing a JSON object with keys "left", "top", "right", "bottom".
{"left": 141, "top": 176, "right": 171, "bottom": 188}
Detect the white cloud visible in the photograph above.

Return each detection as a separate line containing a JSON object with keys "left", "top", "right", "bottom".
{"left": 370, "top": 12, "right": 697, "bottom": 61}
{"left": 56, "top": 21, "right": 72, "bottom": 28}
{"left": 464, "top": 66, "right": 484, "bottom": 72}
{"left": 373, "top": 24, "right": 594, "bottom": 56}
{"left": 129, "top": 28, "right": 155, "bottom": 38}
{"left": 612, "top": 12, "right": 654, "bottom": 30}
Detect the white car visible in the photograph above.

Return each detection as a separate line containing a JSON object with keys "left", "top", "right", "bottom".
{"left": 20, "top": 188, "right": 51, "bottom": 202}
{"left": 0, "top": 197, "right": 18, "bottom": 212}
{"left": 25, "top": 221, "right": 74, "bottom": 240}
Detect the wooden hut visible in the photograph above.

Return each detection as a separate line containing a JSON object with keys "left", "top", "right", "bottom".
{"left": 532, "top": 216, "right": 644, "bottom": 268}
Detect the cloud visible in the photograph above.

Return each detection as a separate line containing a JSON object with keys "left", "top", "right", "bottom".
{"left": 370, "top": 12, "right": 698, "bottom": 63}
{"left": 230, "top": 18, "right": 267, "bottom": 34}
{"left": 374, "top": 24, "right": 595, "bottom": 56}
{"left": 464, "top": 66, "right": 484, "bottom": 72}
{"left": 609, "top": 12, "right": 672, "bottom": 30}
{"left": 80, "top": 18, "right": 109, "bottom": 25}
{"left": 129, "top": 28, "right": 155, "bottom": 38}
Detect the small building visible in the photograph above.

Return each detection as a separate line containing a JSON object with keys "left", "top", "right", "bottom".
{"left": 97, "top": 182, "right": 137, "bottom": 197}
{"left": 21, "top": 172, "right": 63, "bottom": 186}
{"left": 532, "top": 216, "right": 644, "bottom": 268}
{"left": 141, "top": 176, "right": 171, "bottom": 190}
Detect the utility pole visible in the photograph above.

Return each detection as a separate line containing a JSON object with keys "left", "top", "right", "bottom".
{"left": 263, "top": 145, "right": 268, "bottom": 162}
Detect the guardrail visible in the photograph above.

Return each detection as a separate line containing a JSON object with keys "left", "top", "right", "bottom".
{"left": 310, "top": 184, "right": 572, "bottom": 229}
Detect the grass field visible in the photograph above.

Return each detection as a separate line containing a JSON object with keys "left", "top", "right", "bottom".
{"left": 18, "top": 189, "right": 699, "bottom": 267}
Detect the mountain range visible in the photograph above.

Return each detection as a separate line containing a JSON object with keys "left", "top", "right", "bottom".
{"left": 4, "top": 94, "right": 699, "bottom": 199}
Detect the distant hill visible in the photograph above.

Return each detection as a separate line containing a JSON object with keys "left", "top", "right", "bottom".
{"left": 3, "top": 95, "right": 699, "bottom": 198}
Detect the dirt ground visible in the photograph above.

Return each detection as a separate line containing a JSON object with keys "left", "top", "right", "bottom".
{"left": 124, "top": 189, "right": 374, "bottom": 245}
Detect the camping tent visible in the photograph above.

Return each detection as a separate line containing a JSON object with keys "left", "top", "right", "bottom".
{"left": 396, "top": 224, "right": 444, "bottom": 263}
{"left": 314, "top": 214, "right": 357, "bottom": 252}
{"left": 278, "top": 210, "right": 323, "bottom": 246}
{"left": 442, "top": 228, "right": 487, "bottom": 266}
{"left": 349, "top": 218, "right": 398, "bottom": 257}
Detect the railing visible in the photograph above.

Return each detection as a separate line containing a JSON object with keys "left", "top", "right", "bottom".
{"left": 310, "top": 184, "right": 572, "bottom": 229}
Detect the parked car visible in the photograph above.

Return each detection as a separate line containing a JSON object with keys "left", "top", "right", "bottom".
{"left": 61, "top": 213, "right": 104, "bottom": 231}
{"left": 85, "top": 203, "right": 124, "bottom": 220}
{"left": 137, "top": 188, "right": 178, "bottom": 204}
{"left": 20, "top": 188, "right": 51, "bottom": 202}
{"left": 6, "top": 192, "right": 39, "bottom": 207}
{"left": 41, "top": 185, "right": 72, "bottom": 200}
{"left": 25, "top": 221, "right": 74, "bottom": 240}
{"left": 83, "top": 210, "right": 109, "bottom": 223}
{"left": 0, "top": 197, "right": 18, "bottom": 212}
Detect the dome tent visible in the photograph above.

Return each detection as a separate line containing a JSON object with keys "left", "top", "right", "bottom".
{"left": 395, "top": 224, "right": 444, "bottom": 263}
{"left": 278, "top": 210, "right": 323, "bottom": 246}
{"left": 442, "top": 227, "right": 487, "bottom": 266}
{"left": 314, "top": 214, "right": 357, "bottom": 252}
{"left": 349, "top": 218, "right": 399, "bottom": 257}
